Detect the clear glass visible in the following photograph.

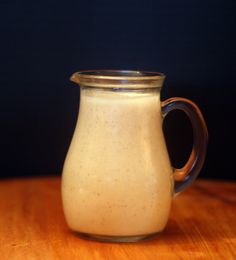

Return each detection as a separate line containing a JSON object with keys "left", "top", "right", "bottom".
{"left": 62, "top": 70, "right": 208, "bottom": 242}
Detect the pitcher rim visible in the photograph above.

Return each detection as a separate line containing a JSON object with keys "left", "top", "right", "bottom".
{"left": 70, "top": 70, "right": 166, "bottom": 89}
{"left": 76, "top": 70, "right": 165, "bottom": 80}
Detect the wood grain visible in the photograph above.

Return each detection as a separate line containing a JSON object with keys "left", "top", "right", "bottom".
{"left": 0, "top": 177, "right": 235, "bottom": 260}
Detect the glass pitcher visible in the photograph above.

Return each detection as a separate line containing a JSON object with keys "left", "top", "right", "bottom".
{"left": 62, "top": 70, "right": 208, "bottom": 242}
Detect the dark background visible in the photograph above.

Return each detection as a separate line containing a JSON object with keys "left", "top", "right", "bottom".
{"left": 0, "top": 0, "right": 235, "bottom": 179}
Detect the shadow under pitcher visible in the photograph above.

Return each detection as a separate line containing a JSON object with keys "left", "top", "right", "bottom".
{"left": 61, "top": 70, "right": 208, "bottom": 242}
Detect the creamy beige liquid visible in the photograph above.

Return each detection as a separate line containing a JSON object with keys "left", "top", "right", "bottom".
{"left": 62, "top": 89, "right": 173, "bottom": 236}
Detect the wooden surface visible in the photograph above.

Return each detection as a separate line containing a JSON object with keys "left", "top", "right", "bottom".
{"left": 0, "top": 177, "right": 235, "bottom": 260}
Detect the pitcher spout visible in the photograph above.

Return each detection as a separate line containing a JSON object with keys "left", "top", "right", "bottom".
{"left": 70, "top": 72, "right": 80, "bottom": 84}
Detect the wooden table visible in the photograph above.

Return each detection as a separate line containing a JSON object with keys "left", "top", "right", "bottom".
{"left": 0, "top": 177, "right": 235, "bottom": 259}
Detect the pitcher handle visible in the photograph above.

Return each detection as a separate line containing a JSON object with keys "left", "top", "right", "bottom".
{"left": 161, "top": 97, "right": 208, "bottom": 195}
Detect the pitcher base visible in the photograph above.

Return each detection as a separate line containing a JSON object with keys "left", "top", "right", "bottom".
{"left": 73, "top": 231, "right": 162, "bottom": 243}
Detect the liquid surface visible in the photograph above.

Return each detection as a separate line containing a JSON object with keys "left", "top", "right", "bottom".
{"left": 62, "top": 89, "right": 173, "bottom": 236}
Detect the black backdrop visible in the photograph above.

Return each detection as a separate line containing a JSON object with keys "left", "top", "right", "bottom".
{"left": 1, "top": 0, "right": 235, "bottom": 179}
